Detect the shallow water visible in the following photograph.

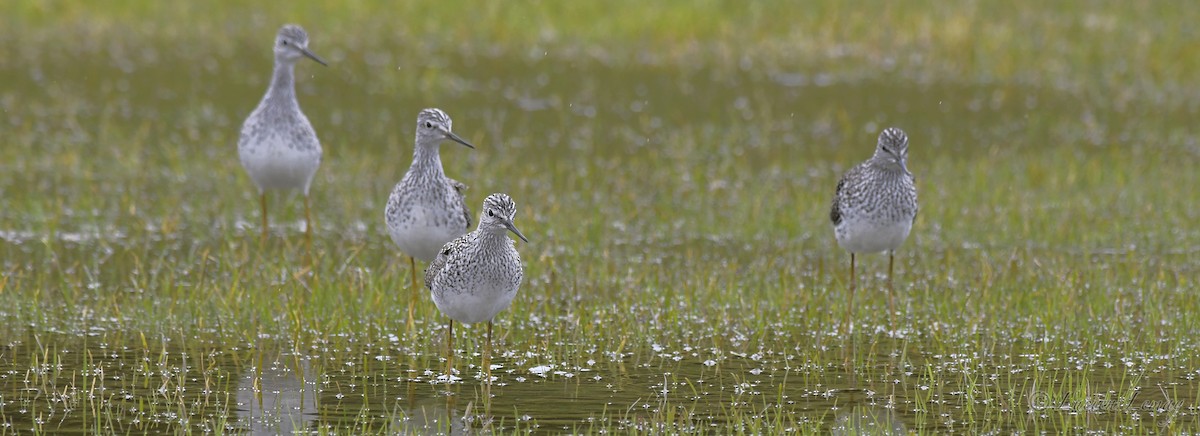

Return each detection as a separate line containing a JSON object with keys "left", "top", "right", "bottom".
{"left": 3, "top": 7, "right": 1200, "bottom": 433}
{"left": 2, "top": 332, "right": 1195, "bottom": 433}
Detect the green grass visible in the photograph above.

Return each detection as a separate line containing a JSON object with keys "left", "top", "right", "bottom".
{"left": 2, "top": 0, "right": 1199, "bottom": 433}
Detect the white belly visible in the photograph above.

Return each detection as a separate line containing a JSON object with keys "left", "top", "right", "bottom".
{"left": 387, "top": 205, "right": 467, "bottom": 261}
{"left": 239, "top": 135, "right": 321, "bottom": 194}
{"left": 432, "top": 282, "right": 517, "bottom": 324}
{"left": 835, "top": 217, "right": 912, "bottom": 254}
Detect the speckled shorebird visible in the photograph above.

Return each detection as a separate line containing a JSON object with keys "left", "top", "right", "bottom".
{"left": 425, "top": 193, "right": 528, "bottom": 382}
{"left": 238, "top": 24, "right": 327, "bottom": 253}
{"left": 830, "top": 127, "right": 918, "bottom": 330}
{"left": 384, "top": 108, "right": 476, "bottom": 330}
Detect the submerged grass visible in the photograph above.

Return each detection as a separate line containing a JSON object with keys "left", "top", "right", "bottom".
{"left": 2, "top": 0, "right": 1200, "bottom": 433}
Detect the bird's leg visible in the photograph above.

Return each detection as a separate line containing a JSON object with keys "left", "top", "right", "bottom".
{"left": 888, "top": 252, "right": 896, "bottom": 325}
{"left": 445, "top": 319, "right": 454, "bottom": 380}
{"left": 845, "top": 253, "right": 856, "bottom": 334}
{"left": 484, "top": 321, "right": 493, "bottom": 386}
{"left": 407, "top": 256, "right": 418, "bottom": 332}
{"left": 842, "top": 253, "right": 856, "bottom": 367}
{"left": 259, "top": 192, "right": 269, "bottom": 244}
{"left": 304, "top": 194, "right": 314, "bottom": 265}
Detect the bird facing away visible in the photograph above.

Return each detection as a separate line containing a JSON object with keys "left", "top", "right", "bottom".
{"left": 384, "top": 108, "right": 475, "bottom": 330}
{"left": 238, "top": 24, "right": 327, "bottom": 255}
{"left": 830, "top": 127, "right": 918, "bottom": 330}
{"left": 425, "top": 193, "right": 528, "bottom": 383}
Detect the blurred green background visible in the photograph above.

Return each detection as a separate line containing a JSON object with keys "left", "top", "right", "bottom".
{"left": 1, "top": 1, "right": 1198, "bottom": 433}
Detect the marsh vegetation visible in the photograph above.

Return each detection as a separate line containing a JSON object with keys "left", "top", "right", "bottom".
{"left": 1, "top": 1, "right": 1198, "bottom": 433}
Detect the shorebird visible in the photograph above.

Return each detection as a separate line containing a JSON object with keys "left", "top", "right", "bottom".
{"left": 830, "top": 127, "right": 918, "bottom": 330}
{"left": 384, "top": 108, "right": 475, "bottom": 330}
{"left": 425, "top": 193, "right": 528, "bottom": 382}
{"left": 238, "top": 24, "right": 327, "bottom": 255}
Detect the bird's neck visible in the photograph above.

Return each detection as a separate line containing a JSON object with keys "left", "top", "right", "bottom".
{"left": 263, "top": 61, "right": 298, "bottom": 106}
{"left": 410, "top": 144, "right": 446, "bottom": 178}
{"left": 477, "top": 228, "right": 511, "bottom": 249}
{"left": 869, "top": 158, "right": 907, "bottom": 177}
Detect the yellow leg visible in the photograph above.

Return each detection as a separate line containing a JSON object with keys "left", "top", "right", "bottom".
{"left": 843, "top": 253, "right": 856, "bottom": 367}
{"left": 445, "top": 319, "right": 454, "bottom": 380}
{"left": 888, "top": 253, "right": 896, "bottom": 325}
{"left": 304, "top": 194, "right": 314, "bottom": 264}
{"left": 407, "top": 256, "right": 418, "bottom": 332}
{"left": 484, "top": 321, "right": 493, "bottom": 385}
{"left": 259, "top": 192, "right": 269, "bottom": 243}
{"left": 844, "top": 253, "right": 856, "bottom": 333}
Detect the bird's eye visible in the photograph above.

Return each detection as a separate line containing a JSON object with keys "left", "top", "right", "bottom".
{"left": 425, "top": 122, "right": 433, "bottom": 129}
{"left": 487, "top": 210, "right": 494, "bottom": 217}
{"left": 280, "top": 40, "right": 288, "bottom": 46}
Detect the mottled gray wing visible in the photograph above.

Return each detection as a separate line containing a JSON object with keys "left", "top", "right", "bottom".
{"left": 424, "top": 235, "right": 466, "bottom": 291}
{"left": 449, "top": 178, "right": 472, "bottom": 230}
{"left": 831, "top": 164, "right": 868, "bottom": 226}
{"left": 830, "top": 177, "right": 846, "bottom": 226}
{"left": 424, "top": 241, "right": 453, "bottom": 292}
{"left": 912, "top": 175, "right": 919, "bottom": 224}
